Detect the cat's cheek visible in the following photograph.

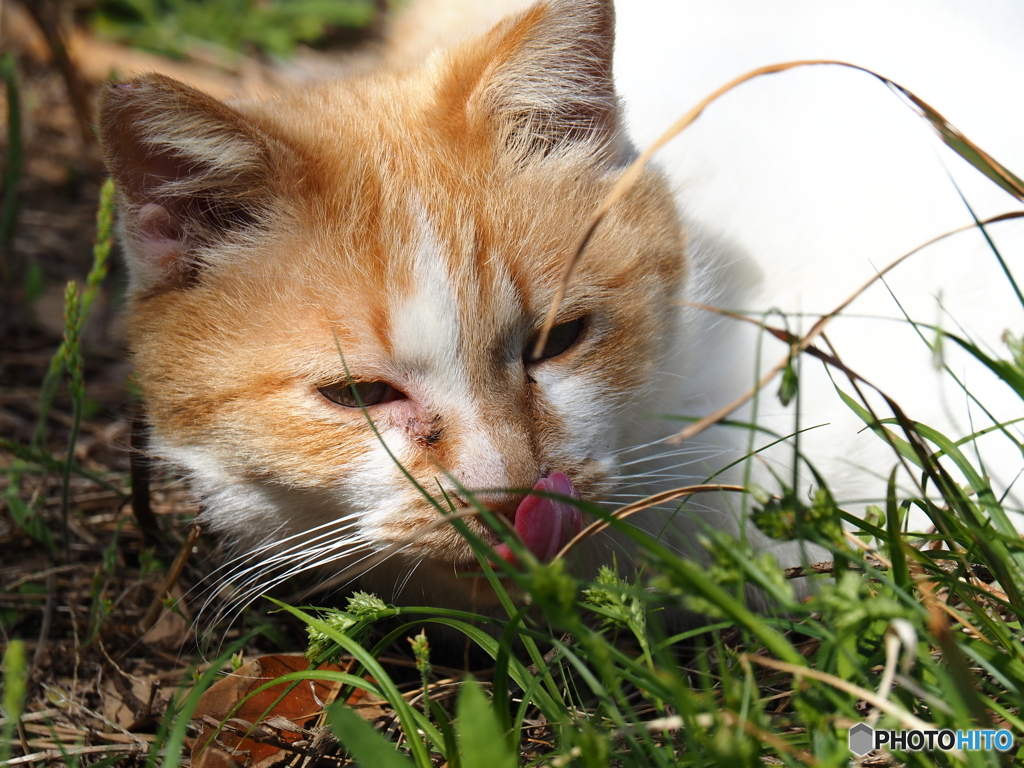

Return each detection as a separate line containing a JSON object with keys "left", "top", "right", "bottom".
{"left": 337, "top": 439, "right": 415, "bottom": 525}
{"left": 524, "top": 370, "right": 618, "bottom": 501}
{"left": 536, "top": 372, "right": 614, "bottom": 456}
{"left": 340, "top": 430, "right": 501, "bottom": 559}
{"left": 152, "top": 438, "right": 305, "bottom": 550}
{"left": 348, "top": 440, "right": 477, "bottom": 558}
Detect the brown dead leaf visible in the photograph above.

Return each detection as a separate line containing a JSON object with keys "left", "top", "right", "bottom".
{"left": 140, "top": 585, "right": 192, "bottom": 650}
{"left": 190, "top": 654, "right": 368, "bottom": 768}
{"left": 101, "top": 675, "right": 158, "bottom": 730}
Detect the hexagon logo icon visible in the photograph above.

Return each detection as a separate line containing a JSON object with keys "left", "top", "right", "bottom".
{"left": 849, "top": 723, "right": 874, "bottom": 756}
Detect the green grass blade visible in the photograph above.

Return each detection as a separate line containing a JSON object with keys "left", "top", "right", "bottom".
{"left": 885, "top": 468, "right": 912, "bottom": 591}
{"left": 947, "top": 174, "right": 1024, "bottom": 308}
{"left": 455, "top": 679, "right": 518, "bottom": 768}
{"left": 890, "top": 80, "right": 1024, "bottom": 202}
{"left": 268, "top": 599, "right": 439, "bottom": 764}
{"left": 832, "top": 383, "right": 922, "bottom": 468}
{"left": 910, "top": 422, "right": 1019, "bottom": 537}
{"left": 940, "top": 329, "right": 1024, "bottom": 401}
{"left": 0, "top": 52, "right": 23, "bottom": 274}
{"left": 327, "top": 702, "right": 417, "bottom": 768}
{"left": 1, "top": 640, "right": 27, "bottom": 765}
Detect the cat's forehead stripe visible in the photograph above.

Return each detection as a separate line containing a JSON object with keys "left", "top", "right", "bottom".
{"left": 386, "top": 202, "right": 512, "bottom": 487}
{"left": 389, "top": 202, "right": 463, "bottom": 380}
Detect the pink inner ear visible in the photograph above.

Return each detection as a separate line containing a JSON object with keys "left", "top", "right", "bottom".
{"left": 134, "top": 203, "right": 186, "bottom": 271}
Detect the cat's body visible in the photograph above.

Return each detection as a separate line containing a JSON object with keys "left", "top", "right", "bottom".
{"left": 99, "top": 0, "right": 1024, "bottom": 616}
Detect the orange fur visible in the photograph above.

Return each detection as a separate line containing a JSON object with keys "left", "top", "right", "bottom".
{"left": 100, "top": 0, "right": 688, "bottom": 612}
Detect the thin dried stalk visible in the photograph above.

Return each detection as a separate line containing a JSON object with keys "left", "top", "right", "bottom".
{"left": 535, "top": 57, "right": 1024, "bottom": 360}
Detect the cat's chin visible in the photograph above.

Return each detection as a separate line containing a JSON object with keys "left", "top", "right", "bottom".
{"left": 356, "top": 553, "right": 518, "bottom": 614}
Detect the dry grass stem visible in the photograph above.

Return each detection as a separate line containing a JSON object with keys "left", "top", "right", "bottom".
{"left": 555, "top": 484, "right": 746, "bottom": 560}
{"left": 671, "top": 211, "right": 1024, "bottom": 445}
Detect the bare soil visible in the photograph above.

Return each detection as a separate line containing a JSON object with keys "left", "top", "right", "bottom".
{"left": 0, "top": 6, "right": 423, "bottom": 764}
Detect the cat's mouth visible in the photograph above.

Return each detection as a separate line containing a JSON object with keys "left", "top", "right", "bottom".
{"left": 488, "top": 472, "right": 583, "bottom": 566}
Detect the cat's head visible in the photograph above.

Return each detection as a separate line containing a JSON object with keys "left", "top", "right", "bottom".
{"left": 99, "top": 0, "right": 686, "bottom": 610}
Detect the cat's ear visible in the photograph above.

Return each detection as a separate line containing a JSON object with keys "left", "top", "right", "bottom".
{"left": 99, "top": 75, "right": 279, "bottom": 293}
{"left": 467, "top": 0, "right": 621, "bottom": 159}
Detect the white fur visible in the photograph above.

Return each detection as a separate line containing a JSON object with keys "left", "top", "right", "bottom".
{"left": 409, "top": 0, "right": 1024, "bottom": 527}
{"left": 349, "top": 439, "right": 421, "bottom": 538}
{"left": 618, "top": 0, "right": 1024, "bottom": 518}
{"left": 388, "top": 201, "right": 514, "bottom": 492}
{"left": 390, "top": 203, "right": 466, "bottom": 393}
{"left": 537, "top": 368, "right": 617, "bottom": 470}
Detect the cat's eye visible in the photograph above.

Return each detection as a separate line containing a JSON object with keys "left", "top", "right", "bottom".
{"left": 526, "top": 316, "right": 587, "bottom": 363}
{"left": 318, "top": 381, "right": 398, "bottom": 408}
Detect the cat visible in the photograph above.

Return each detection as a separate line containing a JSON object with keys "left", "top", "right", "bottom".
{"left": 99, "top": 0, "right": 698, "bottom": 617}
{"left": 98, "top": 0, "right": 1024, "bottom": 619}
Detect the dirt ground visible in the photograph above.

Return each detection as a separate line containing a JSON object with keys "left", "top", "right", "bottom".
{"left": 0, "top": 4, "right": 428, "bottom": 764}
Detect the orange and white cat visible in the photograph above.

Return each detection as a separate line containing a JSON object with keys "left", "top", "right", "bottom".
{"left": 100, "top": 0, "right": 695, "bottom": 613}
{"left": 99, "top": 0, "right": 1024, "bottom": 615}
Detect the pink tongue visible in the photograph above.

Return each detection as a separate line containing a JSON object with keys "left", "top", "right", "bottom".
{"left": 493, "top": 472, "right": 582, "bottom": 565}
